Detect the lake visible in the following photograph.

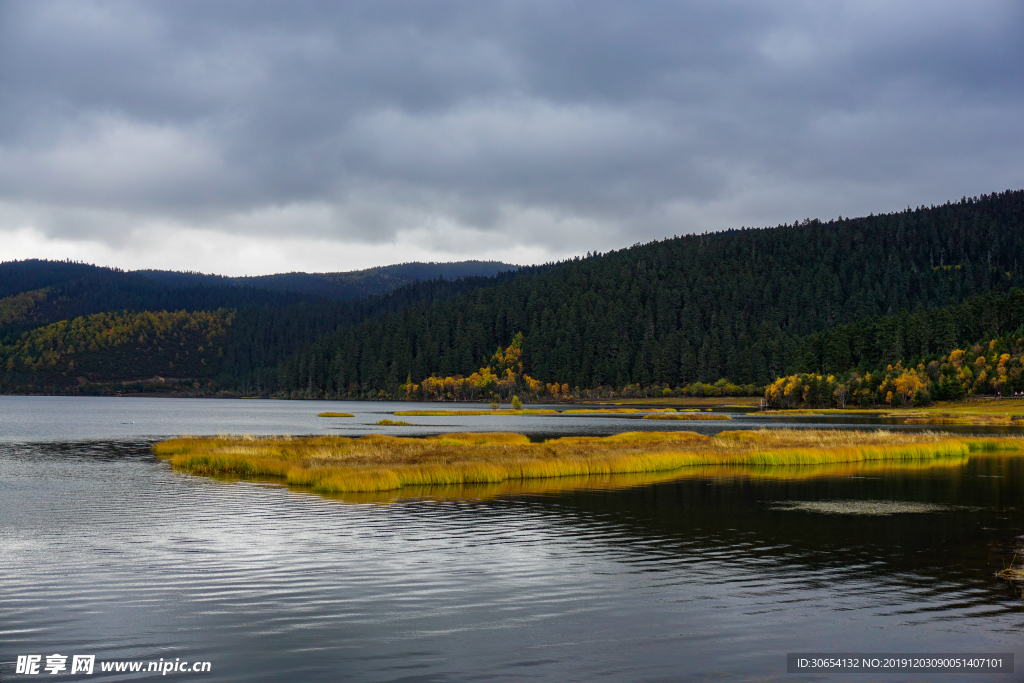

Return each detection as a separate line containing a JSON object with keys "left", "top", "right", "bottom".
{"left": 1, "top": 396, "right": 1022, "bottom": 681}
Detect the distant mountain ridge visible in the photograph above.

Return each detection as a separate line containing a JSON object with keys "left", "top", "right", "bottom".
{"left": 0, "top": 259, "right": 312, "bottom": 341}
{"left": 135, "top": 261, "right": 519, "bottom": 300}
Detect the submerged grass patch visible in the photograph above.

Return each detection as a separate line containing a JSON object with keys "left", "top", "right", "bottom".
{"left": 153, "top": 429, "right": 1023, "bottom": 495}
{"left": 585, "top": 397, "right": 761, "bottom": 407}
{"left": 642, "top": 413, "right": 731, "bottom": 421}
{"left": 997, "top": 552, "right": 1024, "bottom": 582}
{"left": 394, "top": 408, "right": 684, "bottom": 416}
{"left": 377, "top": 419, "right": 413, "bottom": 426}
{"left": 751, "top": 409, "right": 887, "bottom": 416}
{"left": 560, "top": 407, "right": 678, "bottom": 414}
{"left": 394, "top": 409, "right": 560, "bottom": 416}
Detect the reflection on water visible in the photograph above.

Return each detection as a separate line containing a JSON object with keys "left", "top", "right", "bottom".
{"left": 238, "top": 458, "right": 974, "bottom": 505}
{"left": 2, "top": 435, "right": 1023, "bottom": 682}
{"left": 768, "top": 499, "right": 968, "bottom": 515}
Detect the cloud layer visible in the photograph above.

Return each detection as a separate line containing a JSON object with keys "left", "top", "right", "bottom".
{"left": 1, "top": 0, "right": 1022, "bottom": 274}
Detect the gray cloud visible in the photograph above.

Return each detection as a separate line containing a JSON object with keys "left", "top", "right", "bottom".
{"left": 0, "top": 0, "right": 1022, "bottom": 272}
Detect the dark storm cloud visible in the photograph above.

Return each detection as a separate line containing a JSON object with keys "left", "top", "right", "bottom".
{"left": 0, "top": 0, "right": 1022, "bottom": 258}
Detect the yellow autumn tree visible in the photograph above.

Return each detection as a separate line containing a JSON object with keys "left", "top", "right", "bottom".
{"left": 892, "top": 366, "right": 928, "bottom": 404}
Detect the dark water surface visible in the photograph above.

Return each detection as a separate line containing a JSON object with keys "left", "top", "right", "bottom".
{"left": 1, "top": 397, "right": 1023, "bottom": 681}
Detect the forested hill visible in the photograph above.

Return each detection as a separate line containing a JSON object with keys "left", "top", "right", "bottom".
{"left": 0, "top": 260, "right": 310, "bottom": 340}
{"left": 278, "top": 190, "right": 1024, "bottom": 396}
{"left": 0, "top": 260, "right": 524, "bottom": 393}
{"left": 135, "top": 261, "right": 518, "bottom": 300}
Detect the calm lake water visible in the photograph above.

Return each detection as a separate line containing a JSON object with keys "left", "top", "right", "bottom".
{"left": 1, "top": 396, "right": 1022, "bottom": 681}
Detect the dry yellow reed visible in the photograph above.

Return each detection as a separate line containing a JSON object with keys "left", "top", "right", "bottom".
{"left": 152, "top": 429, "right": 1023, "bottom": 494}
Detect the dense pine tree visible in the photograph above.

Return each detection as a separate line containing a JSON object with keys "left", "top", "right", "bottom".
{"left": 278, "top": 191, "right": 1024, "bottom": 397}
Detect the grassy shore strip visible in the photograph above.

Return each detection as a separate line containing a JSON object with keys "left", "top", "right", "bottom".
{"left": 912, "top": 399, "right": 1024, "bottom": 416}
{"left": 153, "top": 429, "right": 1023, "bottom": 494}
{"left": 642, "top": 413, "right": 731, "bottom": 421}
{"left": 751, "top": 409, "right": 1021, "bottom": 424}
{"left": 753, "top": 399, "right": 1024, "bottom": 418}
{"left": 317, "top": 412, "right": 354, "bottom": 418}
{"left": 898, "top": 415, "right": 1016, "bottom": 425}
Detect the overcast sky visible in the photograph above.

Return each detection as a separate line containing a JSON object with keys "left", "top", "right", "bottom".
{"left": 1, "top": 0, "right": 1022, "bottom": 275}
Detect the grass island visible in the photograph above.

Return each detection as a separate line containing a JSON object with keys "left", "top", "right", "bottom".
{"left": 153, "top": 429, "right": 1023, "bottom": 495}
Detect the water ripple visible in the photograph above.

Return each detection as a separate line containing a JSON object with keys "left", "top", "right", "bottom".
{"left": 2, "top": 440, "right": 1023, "bottom": 682}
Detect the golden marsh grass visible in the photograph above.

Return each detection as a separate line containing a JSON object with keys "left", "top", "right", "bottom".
{"left": 152, "top": 429, "right": 1022, "bottom": 495}
{"left": 317, "top": 412, "right": 354, "bottom": 418}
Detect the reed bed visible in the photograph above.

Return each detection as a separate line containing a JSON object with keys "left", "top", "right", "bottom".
{"left": 377, "top": 419, "right": 413, "bottom": 426}
{"left": 642, "top": 413, "right": 731, "bottom": 421}
{"left": 153, "top": 429, "right": 1022, "bottom": 494}
{"left": 317, "top": 412, "right": 354, "bottom": 418}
